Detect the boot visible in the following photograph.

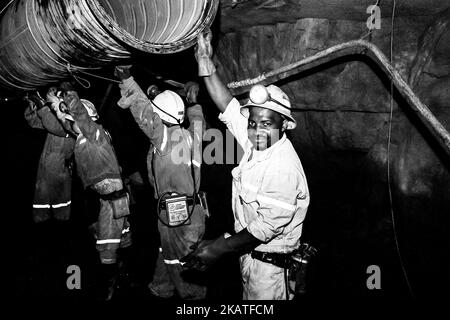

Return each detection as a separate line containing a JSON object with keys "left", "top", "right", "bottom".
{"left": 95, "top": 263, "right": 119, "bottom": 301}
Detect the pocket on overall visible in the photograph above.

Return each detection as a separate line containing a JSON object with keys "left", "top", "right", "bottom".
{"left": 111, "top": 195, "right": 130, "bottom": 219}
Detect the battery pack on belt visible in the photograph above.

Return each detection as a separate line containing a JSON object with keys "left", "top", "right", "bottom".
{"left": 158, "top": 192, "right": 206, "bottom": 210}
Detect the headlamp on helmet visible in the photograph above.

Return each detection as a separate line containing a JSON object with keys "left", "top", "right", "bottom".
{"left": 249, "top": 84, "right": 290, "bottom": 110}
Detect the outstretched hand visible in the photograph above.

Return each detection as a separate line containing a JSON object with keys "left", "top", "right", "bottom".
{"left": 195, "top": 29, "right": 216, "bottom": 77}
{"left": 114, "top": 65, "right": 132, "bottom": 80}
{"left": 180, "top": 235, "right": 230, "bottom": 272}
{"left": 26, "top": 91, "right": 45, "bottom": 110}
{"left": 46, "top": 87, "right": 61, "bottom": 111}
{"left": 184, "top": 81, "right": 200, "bottom": 104}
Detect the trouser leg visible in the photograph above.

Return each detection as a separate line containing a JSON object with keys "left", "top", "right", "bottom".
{"left": 156, "top": 205, "right": 207, "bottom": 300}
{"left": 240, "top": 254, "right": 294, "bottom": 300}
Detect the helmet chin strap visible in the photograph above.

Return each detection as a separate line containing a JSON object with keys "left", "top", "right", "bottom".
{"left": 150, "top": 98, "right": 183, "bottom": 126}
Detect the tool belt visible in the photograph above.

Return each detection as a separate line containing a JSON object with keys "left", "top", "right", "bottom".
{"left": 252, "top": 243, "right": 318, "bottom": 297}
{"left": 251, "top": 250, "right": 294, "bottom": 269}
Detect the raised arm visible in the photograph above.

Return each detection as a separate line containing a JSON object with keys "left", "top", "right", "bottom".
{"left": 115, "top": 66, "right": 165, "bottom": 149}
{"left": 196, "top": 31, "right": 233, "bottom": 113}
{"left": 24, "top": 99, "right": 44, "bottom": 130}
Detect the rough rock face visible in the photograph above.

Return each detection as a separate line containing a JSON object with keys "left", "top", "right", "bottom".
{"left": 215, "top": 17, "right": 427, "bottom": 153}
{"left": 214, "top": 15, "right": 450, "bottom": 294}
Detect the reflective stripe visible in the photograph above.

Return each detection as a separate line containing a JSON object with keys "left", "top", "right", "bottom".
{"left": 33, "top": 204, "right": 51, "bottom": 209}
{"left": 186, "top": 134, "right": 193, "bottom": 149}
{"left": 163, "top": 259, "right": 185, "bottom": 265}
{"left": 160, "top": 126, "right": 168, "bottom": 151}
{"left": 96, "top": 239, "right": 121, "bottom": 245}
{"left": 194, "top": 131, "right": 201, "bottom": 143}
{"left": 256, "top": 194, "right": 296, "bottom": 211}
{"left": 192, "top": 160, "right": 201, "bottom": 168}
{"left": 122, "top": 227, "right": 130, "bottom": 234}
{"left": 79, "top": 138, "right": 86, "bottom": 145}
{"left": 95, "top": 129, "right": 100, "bottom": 141}
{"left": 242, "top": 182, "right": 258, "bottom": 193}
{"left": 51, "top": 200, "right": 71, "bottom": 209}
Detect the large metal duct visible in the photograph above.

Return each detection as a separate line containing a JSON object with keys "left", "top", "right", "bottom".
{"left": 0, "top": 0, "right": 219, "bottom": 92}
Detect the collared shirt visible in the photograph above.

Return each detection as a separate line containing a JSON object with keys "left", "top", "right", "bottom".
{"left": 219, "top": 98, "right": 310, "bottom": 253}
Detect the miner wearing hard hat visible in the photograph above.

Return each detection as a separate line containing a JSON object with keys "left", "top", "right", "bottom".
{"left": 181, "top": 31, "right": 310, "bottom": 300}
{"left": 115, "top": 66, "right": 208, "bottom": 300}
{"left": 47, "top": 84, "right": 131, "bottom": 300}
{"left": 24, "top": 91, "right": 75, "bottom": 224}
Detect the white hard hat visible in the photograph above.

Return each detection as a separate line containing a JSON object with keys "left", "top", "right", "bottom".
{"left": 64, "top": 99, "right": 98, "bottom": 121}
{"left": 241, "top": 84, "right": 297, "bottom": 130}
{"left": 152, "top": 90, "right": 185, "bottom": 125}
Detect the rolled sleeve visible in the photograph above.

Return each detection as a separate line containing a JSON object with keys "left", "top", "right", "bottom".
{"left": 246, "top": 167, "right": 300, "bottom": 243}
{"left": 218, "top": 98, "right": 250, "bottom": 150}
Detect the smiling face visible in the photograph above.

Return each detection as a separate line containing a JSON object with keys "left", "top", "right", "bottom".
{"left": 247, "top": 106, "right": 287, "bottom": 151}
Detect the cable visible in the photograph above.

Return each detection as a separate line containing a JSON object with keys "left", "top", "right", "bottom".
{"left": 66, "top": 63, "right": 121, "bottom": 89}
{"left": 0, "top": 0, "right": 14, "bottom": 16}
{"left": 386, "top": 0, "right": 414, "bottom": 297}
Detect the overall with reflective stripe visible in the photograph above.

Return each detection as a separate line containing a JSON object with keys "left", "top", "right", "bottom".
{"left": 65, "top": 91, "right": 130, "bottom": 264}
{"left": 219, "top": 98, "right": 310, "bottom": 300}
{"left": 25, "top": 105, "right": 75, "bottom": 223}
{"left": 118, "top": 77, "right": 206, "bottom": 299}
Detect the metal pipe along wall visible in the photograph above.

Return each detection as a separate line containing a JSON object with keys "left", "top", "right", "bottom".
{"left": 0, "top": 0, "right": 219, "bottom": 92}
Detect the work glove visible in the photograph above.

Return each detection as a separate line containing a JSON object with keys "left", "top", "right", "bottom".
{"left": 180, "top": 235, "right": 231, "bottom": 272}
{"left": 181, "top": 228, "right": 262, "bottom": 272}
{"left": 114, "top": 65, "right": 132, "bottom": 81}
{"left": 46, "top": 87, "right": 62, "bottom": 111}
{"left": 26, "top": 91, "right": 45, "bottom": 110}
{"left": 184, "top": 81, "right": 200, "bottom": 104}
{"left": 195, "top": 29, "right": 216, "bottom": 77}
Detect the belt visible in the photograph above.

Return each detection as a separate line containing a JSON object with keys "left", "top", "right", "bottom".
{"left": 251, "top": 250, "right": 293, "bottom": 269}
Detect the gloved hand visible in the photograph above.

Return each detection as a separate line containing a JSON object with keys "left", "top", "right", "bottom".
{"left": 181, "top": 229, "right": 262, "bottom": 272}
{"left": 180, "top": 235, "right": 231, "bottom": 272}
{"left": 46, "top": 87, "right": 61, "bottom": 111}
{"left": 195, "top": 29, "right": 216, "bottom": 77}
{"left": 184, "top": 81, "right": 200, "bottom": 104}
{"left": 114, "top": 65, "right": 132, "bottom": 81}
{"left": 26, "top": 91, "right": 45, "bottom": 110}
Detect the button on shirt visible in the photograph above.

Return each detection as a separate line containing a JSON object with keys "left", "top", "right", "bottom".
{"left": 219, "top": 98, "right": 310, "bottom": 253}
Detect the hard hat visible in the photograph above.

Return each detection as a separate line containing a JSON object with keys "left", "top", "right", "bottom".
{"left": 241, "top": 84, "right": 297, "bottom": 130}
{"left": 152, "top": 90, "right": 185, "bottom": 125}
{"left": 63, "top": 99, "right": 98, "bottom": 121}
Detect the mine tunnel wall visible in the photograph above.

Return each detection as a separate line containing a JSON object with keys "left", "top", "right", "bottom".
{"left": 213, "top": 16, "right": 450, "bottom": 294}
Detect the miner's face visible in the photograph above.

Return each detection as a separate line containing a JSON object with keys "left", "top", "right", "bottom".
{"left": 247, "top": 106, "right": 287, "bottom": 151}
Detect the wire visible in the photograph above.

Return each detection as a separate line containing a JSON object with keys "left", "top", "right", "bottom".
{"left": 386, "top": 0, "right": 414, "bottom": 297}
{"left": 0, "top": 0, "right": 14, "bottom": 16}
{"left": 66, "top": 63, "right": 121, "bottom": 89}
